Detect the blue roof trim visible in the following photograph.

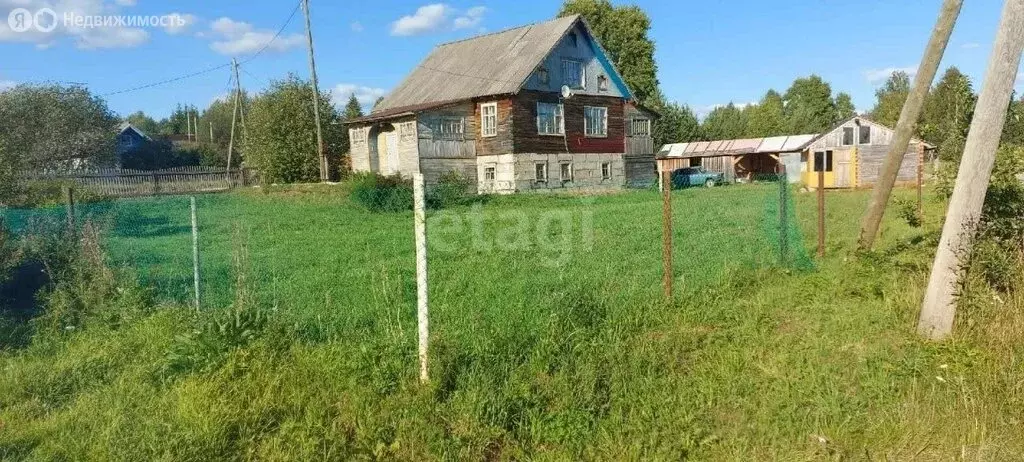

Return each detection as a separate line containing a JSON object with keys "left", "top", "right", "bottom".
{"left": 583, "top": 27, "right": 632, "bottom": 99}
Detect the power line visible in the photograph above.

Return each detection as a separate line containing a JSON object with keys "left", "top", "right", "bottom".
{"left": 101, "top": 62, "right": 232, "bottom": 97}
{"left": 239, "top": 0, "right": 302, "bottom": 65}
{"left": 239, "top": 65, "right": 272, "bottom": 85}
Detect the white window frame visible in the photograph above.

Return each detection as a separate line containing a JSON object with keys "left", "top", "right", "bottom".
{"left": 858, "top": 125, "right": 871, "bottom": 145}
{"left": 352, "top": 126, "right": 368, "bottom": 146}
{"left": 584, "top": 106, "right": 608, "bottom": 138}
{"left": 561, "top": 58, "right": 585, "bottom": 89}
{"left": 601, "top": 162, "right": 612, "bottom": 180}
{"left": 435, "top": 117, "right": 464, "bottom": 140}
{"left": 480, "top": 102, "right": 498, "bottom": 138}
{"left": 535, "top": 162, "right": 548, "bottom": 183}
{"left": 536, "top": 102, "right": 564, "bottom": 135}
{"left": 398, "top": 121, "right": 416, "bottom": 143}
{"left": 484, "top": 166, "right": 496, "bottom": 181}
{"left": 598, "top": 75, "right": 609, "bottom": 92}
{"left": 841, "top": 127, "right": 854, "bottom": 146}
{"left": 560, "top": 162, "right": 573, "bottom": 182}
{"left": 630, "top": 118, "right": 651, "bottom": 137}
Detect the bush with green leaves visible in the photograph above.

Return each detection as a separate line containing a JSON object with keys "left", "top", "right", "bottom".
{"left": 969, "top": 144, "right": 1024, "bottom": 292}
{"left": 426, "top": 170, "right": 474, "bottom": 209}
{"left": 244, "top": 75, "right": 344, "bottom": 184}
{"left": 349, "top": 172, "right": 414, "bottom": 212}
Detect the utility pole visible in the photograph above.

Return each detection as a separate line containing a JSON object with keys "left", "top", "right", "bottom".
{"left": 209, "top": 122, "right": 214, "bottom": 144}
{"left": 919, "top": 0, "right": 1024, "bottom": 340}
{"left": 186, "top": 110, "right": 193, "bottom": 142}
{"left": 226, "top": 58, "right": 241, "bottom": 183}
{"left": 302, "top": 0, "right": 328, "bottom": 182}
{"left": 857, "top": 0, "right": 963, "bottom": 251}
{"left": 194, "top": 109, "right": 201, "bottom": 143}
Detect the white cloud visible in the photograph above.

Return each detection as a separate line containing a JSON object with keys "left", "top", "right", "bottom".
{"left": 0, "top": 0, "right": 150, "bottom": 49}
{"left": 961, "top": 42, "right": 980, "bottom": 49}
{"left": 864, "top": 66, "right": 917, "bottom": 83}
{"left": 350, "top": 21, "right": 364, "bottom": 32}
{"left": 208, "top": 17, "right": 304, "bottom": 55}
{"left": 390, "top": 4, "right": 486, "bottom": 36}
{"left": 453, "top": 6, "right": 486, "bottom": 30}
{"left": 163, "top": 13, "right": 195, "bottom": 35}
{"left": 331, "top": 83, "right": 389, "bottom": 108}
{"left": 391, "top": 4, "right": 450, "bottom": 36}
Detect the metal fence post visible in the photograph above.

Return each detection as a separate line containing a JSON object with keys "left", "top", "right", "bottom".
{"left": 661, "top": 170, "right": 673, "bottom": 300}
{"left": 191, "top": 196, "right": 201, "bottom": 312}
{"left": 413, "top": 173, "right": 429, "bottom": 383}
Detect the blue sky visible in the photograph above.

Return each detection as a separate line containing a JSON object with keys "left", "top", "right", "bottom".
{"left": 0, "top": 0, "right": 1011, "bottom": 120}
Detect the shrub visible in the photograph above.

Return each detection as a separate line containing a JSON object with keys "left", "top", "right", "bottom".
{"left": 895, "top": 197, "right": 922, "bottom": 228}
{"left": 969, "top": 144, "right": 1024, "bottom": 292}
{"left": 427, "top": 170, "right": 474, "bottom": 209}
{"left": 349, "top": 172, "right": 414, "bottom": 212}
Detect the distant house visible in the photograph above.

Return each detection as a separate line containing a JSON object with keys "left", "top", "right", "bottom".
{"left": 346, "top": 15, "right": 658, "bottom": 193}
{"left": 656, "top": 116, "right": 934, "bottom": 188}
{"left": 116, "top": 121, "right": 152, "bottom": 166}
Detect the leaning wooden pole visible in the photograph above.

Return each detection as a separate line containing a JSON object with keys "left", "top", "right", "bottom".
{"left": 226, "top": 58, "right": 241, "bottom": 185}
{"left": 302, "top": 0, "right": 328, "bottom": 182}
{"left": 919, "top": 0, "right": 1024, "bottom": 340}
{"left": 857, "top": 0, "right": 963, "bottom": 250}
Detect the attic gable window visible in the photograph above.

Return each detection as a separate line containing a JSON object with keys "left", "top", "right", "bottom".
{"left": 568, "top": 32, "right": 578, "bottom": 48}
{"left": 598, "top": 75, "right": 609, "bottom": 92}
{"left": 859, "top": 125, "right": 872, "bottom": 144}
{"left": 537, "top": 67, "right": 549, "bottom": 85}
{"left": 842, "top": 127, "right": 854, "bottom": 146}
{"left": 562, "top": 59, "right": 585, "bottom": 90}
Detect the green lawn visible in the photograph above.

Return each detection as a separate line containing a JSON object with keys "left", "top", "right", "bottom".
{"left": 1, "top": 183, "right": 1021, "bottom": 460}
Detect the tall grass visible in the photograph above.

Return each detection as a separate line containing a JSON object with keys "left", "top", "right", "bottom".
{"left": 0, "top": 184, "right": 1021, "bottom": 459}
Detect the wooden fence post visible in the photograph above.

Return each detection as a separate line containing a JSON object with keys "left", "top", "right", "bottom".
{"left": 662, "top": 170, "right": 673, "bottom": 300}
{"left": 63, "top": 186, "right": 76, "bottom": 232}
{"left": 817, "top": 169, "right": 825, "bottom": 258}
{"left": 151, "top": 172, "right": 160, "bottom": 195}
{"left": 413, "top": 173, "right": 430, "bottom": 383}
{"left": 191, "top": 196, "right": 201, "bottom": 312}
{"left": 917, "top": 143, "right": 925, "bottom": 222}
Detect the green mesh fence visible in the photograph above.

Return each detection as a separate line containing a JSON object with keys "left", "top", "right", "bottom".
{"left": 1, "top": 176, "right": 814, "bottom": 323}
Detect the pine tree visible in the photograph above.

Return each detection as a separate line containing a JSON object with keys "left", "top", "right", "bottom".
{"left": 344, "top": 94, "right": 364, "bottom": 120}
{"left": 651, "top": 98, "right": 700, "bottom": 146}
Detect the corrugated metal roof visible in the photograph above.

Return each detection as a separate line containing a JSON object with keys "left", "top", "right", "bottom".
{"left": 658, "top": 133, "right": 818, "bottom": 159}
{"left": 371, "top": 15, "right": 580, "bottom": 115}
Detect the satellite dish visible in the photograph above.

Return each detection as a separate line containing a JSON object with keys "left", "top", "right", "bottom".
{"left": 561, "top": 85, "right": 573, "bottom": 99}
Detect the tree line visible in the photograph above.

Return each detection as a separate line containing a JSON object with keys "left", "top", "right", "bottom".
{"left": 0, "top": 76, "right": 370, "bottom": 190}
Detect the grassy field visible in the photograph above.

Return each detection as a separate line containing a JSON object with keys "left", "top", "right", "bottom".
{"left": 1, "top": 183, "right": 1022, "bottom": 460}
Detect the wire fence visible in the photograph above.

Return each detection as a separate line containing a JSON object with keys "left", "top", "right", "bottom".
{"left": 1, "top": 175, "right": 812, "bottom": 326}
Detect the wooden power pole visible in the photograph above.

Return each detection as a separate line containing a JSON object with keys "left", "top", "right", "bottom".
{"left": 226, "top": 58, "right": 242, "bottom": 183}
{"left": 302, "top": 0, "right": 328, "bottom": 182}
{"left": 858, "top": 0, "right": 963, "bottom": 251}
{"left": 919, "top": 0, "right": 1024, "bottom": 340}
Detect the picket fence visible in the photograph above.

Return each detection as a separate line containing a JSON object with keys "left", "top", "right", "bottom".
{"left": 23, "top": 166, "right": 259, "bottom": 197}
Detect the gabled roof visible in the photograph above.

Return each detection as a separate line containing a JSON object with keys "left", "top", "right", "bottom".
{"left": 800, "top": 115, "right": 935, "bottom": 150}
{"left": 365, "top": 14, "right": 588, "bottom": 119}
{"left": 117, "top": 121, "right": 152, "bottom": 141}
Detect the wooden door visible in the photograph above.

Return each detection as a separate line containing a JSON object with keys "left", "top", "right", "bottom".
{"left": 834, "top": 149, "right": 853, "bottom": 187}
{"left": 385, "top": 133, "right": 399, "bottom": 175}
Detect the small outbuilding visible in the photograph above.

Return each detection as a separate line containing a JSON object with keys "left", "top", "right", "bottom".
{"left": 656, "top": 116, "right": 934, "bottom": 189}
